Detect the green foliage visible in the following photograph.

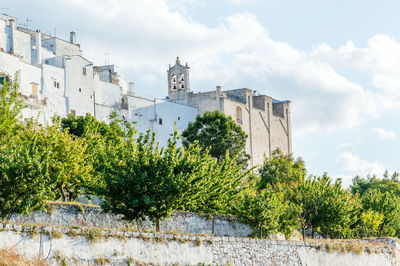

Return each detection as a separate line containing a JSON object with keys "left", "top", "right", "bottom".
{"left": 258, "top": 149, "right": 306, "bottom": 188}
{"left": 0, "top": 125, "right": 55, "bottom": 220}
{"left": 289, "top": 174, "right": 361, "bottom": 239}
{"left": 360, "top": 210, "right": 384, "bottom": 237}
{"left": 181, "top": 110, "right": 249, "bottom": 166}
{"left": 232, "top": 185, "right": 290, "bottom": 237}
{"left": 45, "top": 122, "right": 93, "bottom": 201}
{"left": 98, "top": 129, "right": 187, "bottom": 228}
{"left": 0, "top": 75, "right": 24, "bottom": 141}
{"left": 361, "top": 189, "right": 400, "bottom": 237}
{"left": 351, "top": 171, "right": 400, "bottom": 197}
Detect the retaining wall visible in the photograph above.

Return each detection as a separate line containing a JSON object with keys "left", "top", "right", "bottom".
{"left": 10, "top": 203, "right": 253, "bottom": 237}
{"left": 0, "top": 224, "right": 398, "bottom": 265}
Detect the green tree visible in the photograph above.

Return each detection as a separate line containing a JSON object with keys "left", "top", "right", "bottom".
{"left": 290, "top": 174, "right": 361, "bottom": 239}
{"left": 360, "top": 210, "right": 384, "bottom": 237}
{"left": 98, "top": 130, "right": 188, "bottom": 230}
{"left": 0, "top": 126, "right": 55, "bottom": 220}
{"left": 361, "top": 189, "right": 400, "bottom": 237}
{"left": 258, "top": 149, "right": 306, "bottom": 189}
{"left": 181, "top": 110, "right": 249, "bottom": 166}
{"left": 0, "top": 75, "right": 24, "bottom": 141}
{"left": 351, "top": 172, "right": 400, "bottom": 197}
{"left": 45, "top": 121, "right": 93, "bottom": 201}
{"left": 232, "top": 185, "right": 290, "bottom": 238}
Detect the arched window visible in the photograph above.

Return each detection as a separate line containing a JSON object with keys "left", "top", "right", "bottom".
{"left": 236, "top": 106, "right": 242, "bottom": 124}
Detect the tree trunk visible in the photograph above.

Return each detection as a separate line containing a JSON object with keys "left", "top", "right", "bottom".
{"left": 212, "top": 214, "right": 215, "bottom": 235}
{"left": 156, "top": 218, "right": 160, "bottom": 232}
{"left": 302, "top": 226, "right": 306, "bottom": 241}
{"left": 259, "top": 225, "right": 263, "bottom": 238}
{"left": 58, "top": 182, "right": 66, "bottom": 202}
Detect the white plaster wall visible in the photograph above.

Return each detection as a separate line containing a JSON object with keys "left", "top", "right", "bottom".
{"left": 55, "top": 38, "right": 81, "bottom": 56}
{"left": 94, "top": 77, "right": 121, "bottom": 107}
{"left": 0, "top": 227, "right": 396, "bottom": 266}
{"left": 0, "top": 19, "right": 7, "bottom": 52}
{"left": 127, "top": 96, "right": 198, "bottom": 147}
{"left": 42, "top": 64, "right": 67, "bottom": 118}
{"left": 65, "top": 56, "right": 94, "bottom": 116}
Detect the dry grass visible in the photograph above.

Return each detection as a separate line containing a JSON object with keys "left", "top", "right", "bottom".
{"left": 0, "top": 248, "right": 48, "bottom": 266}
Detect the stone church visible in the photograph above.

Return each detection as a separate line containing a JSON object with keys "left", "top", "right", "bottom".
{"left": 167, "top": 57, "right": 292, "bottom": 167}
{"left": 0, "top": 13, "right": 291, "bottom": 167}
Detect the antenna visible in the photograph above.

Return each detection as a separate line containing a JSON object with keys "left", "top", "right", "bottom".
{"left": 104, "top": 52, "right": 109, "bottom": 66}
{"left": 1, "top": 7, "right": 8, "bottom": 20}
{"left": 54, "top": 28, "right": 56, "bottom": 37}
{"left": 25, "top": 18, "right": 33, "bottom": 28}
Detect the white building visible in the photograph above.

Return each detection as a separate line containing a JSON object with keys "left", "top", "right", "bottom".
{"left": 0, "top": 14, "right": 197, "bottom": 147}
{"left": 0, "top": 14, "right": 291, "bottom": 166}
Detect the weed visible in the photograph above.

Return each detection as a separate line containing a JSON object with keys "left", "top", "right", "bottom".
{"left": 66, "top": 229, "right": 80, "bottom": 238}
{"left": 51, "top": 230, "right": 63, "bottom": 239}
{"left": 194, "top": 238, "right": 202, "bottom": 246}
{"left": 95, "top": 256, "right": 112, "bottom": 265}
{"left": 54, "top": 250, "right": 69, "bottom": 266}
{"left": 206, "top": 240, "right": 214, "bottom": 246}
{"left": 28, "top": 227, "right": 40, "bottom": 239}
{"left": 83, "top": 228, "right": 103, "bottom": 244}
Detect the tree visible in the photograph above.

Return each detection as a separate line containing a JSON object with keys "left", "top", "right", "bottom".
{"left": 361, "top": 189, "right": 400, "bottom": 237}
{"left": 0, "top": 75, "right": 24, "bottom": 142}
{"left": 360, "top": 210, "right": 384, "bottom": 237}
{"left": 232, "top": 185, "right": 290, "bottom": 238}
{"left": 258, "top": 149, "right": 306, "bottom": 189}
{"left": 289, "top": 174, "right": 361, "bottom": 239}
{"left": 351, "top": 172, "right": 400, "bottom": 197}
{"left": 181, "top": 110, "right": 250, "bottom": 166}
{"left": 0, "top": 125, "right": 55, "bottom": 220}
{"left": 98, "top": 130, "right": 188, "bottom": 230}
{"left": 45, "top": 121, "right": 93, "bottom": 201}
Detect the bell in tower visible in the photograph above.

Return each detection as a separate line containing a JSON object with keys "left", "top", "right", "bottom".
{"left": 167, "top": 57, "right": 190, "bottom": 103}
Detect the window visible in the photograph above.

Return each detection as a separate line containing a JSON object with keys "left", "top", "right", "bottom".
{"left": 31, "top": 83, "right": 38, "bottom": 98}
{"left": 236, "top": 106, "right": 243, "bottom": 124}
{"left": 159, "top": 118, "right": 163, "bottom": 125}
{"left": 79, "top": 88, "right": 82, "bottom": 92}
{"left": 53, "top": 81, "right": 60, "bottom": 88}
{"left": 178, "top": 116, "right": 181, "bottom": 121}
{"left": 0, "top": 75, "right": 9, "bottom": 85}
{"left": 82, "top": 67, "right": 86, "bottom": 76}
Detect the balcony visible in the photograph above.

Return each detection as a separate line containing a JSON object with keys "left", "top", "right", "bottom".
{"left": 20, "top": 94, "right": 47, "bottom": 108}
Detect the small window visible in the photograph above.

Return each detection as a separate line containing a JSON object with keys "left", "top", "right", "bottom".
{"left": 53, "top": 81, "right": 60, "bottom": 88}
{"left": 56, "top": 82, "right": 59, "bottom": 89}
{"left": 0, "top": 75, "right": 10, "bottom": 85}
{"left": 178, "top": 116, "right": 181, "bottom": 121}
{"left": 32, "top": 83, "right": 38, "bottom": 97}
{"left": 159, "top": 118, "right": 163, "bottom": 125}
{"left": 82, "top": 67, "right": 86, "bottom": 76}
{"left": 71, "top": 109, "right": 76, "bottom": 116}
{"left": 236, "top": 106, "right": 243, "bottom": 124}
{"left": 79, "top": 88, "right": 82, "bottom": 92}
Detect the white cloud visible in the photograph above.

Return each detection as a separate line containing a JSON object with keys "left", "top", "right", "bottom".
{"left": 337, "top": 139, "right": 363, "bottom": 148}
{"left": 336, "top": 152, "right": 386, "bottom": 178}
{"left": 21, "top": 0, "right": 400, "bottom": 135}
{"left": 372, "top": 128, "right": 397, "bottom": 140}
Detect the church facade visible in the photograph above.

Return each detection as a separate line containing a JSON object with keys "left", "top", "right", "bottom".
{"left": 0, "top": 14, "right": 291, "bottom": 167}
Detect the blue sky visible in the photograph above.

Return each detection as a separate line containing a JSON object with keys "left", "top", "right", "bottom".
{"left": 3, "top": 0, "right": 400, "bottom": 186}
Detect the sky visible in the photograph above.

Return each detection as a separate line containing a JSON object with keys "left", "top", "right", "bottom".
{"left": 2, "top": 0, "right": 400, "bottom": 186}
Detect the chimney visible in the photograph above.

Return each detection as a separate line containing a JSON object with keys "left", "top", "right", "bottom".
{"left": 128, "top": 82, "right": 135, "bottom": 96}
{"left": 9, "top": 19, "right": 16, "bottom": 53}
{"left": 36, "top": 30, "right": 42, "bottom": 65}
{"left": 70, "top": 31, "right": 76, "bottom": 44}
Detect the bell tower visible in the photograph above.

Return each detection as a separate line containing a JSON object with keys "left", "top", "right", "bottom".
{"left": 167, "top": 57, "right": 190, "bottom": 103}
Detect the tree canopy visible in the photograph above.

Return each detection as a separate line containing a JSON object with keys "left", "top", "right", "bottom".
{"left": 181, "top": 110, "right": 250, "bottom": 166}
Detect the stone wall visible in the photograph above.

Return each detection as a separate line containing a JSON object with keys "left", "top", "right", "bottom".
{"left": 0, "top": 224, "right": 397, "bottom": 266}
{"left": 10, "top": 203, "right": 253, "bottom": 237}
